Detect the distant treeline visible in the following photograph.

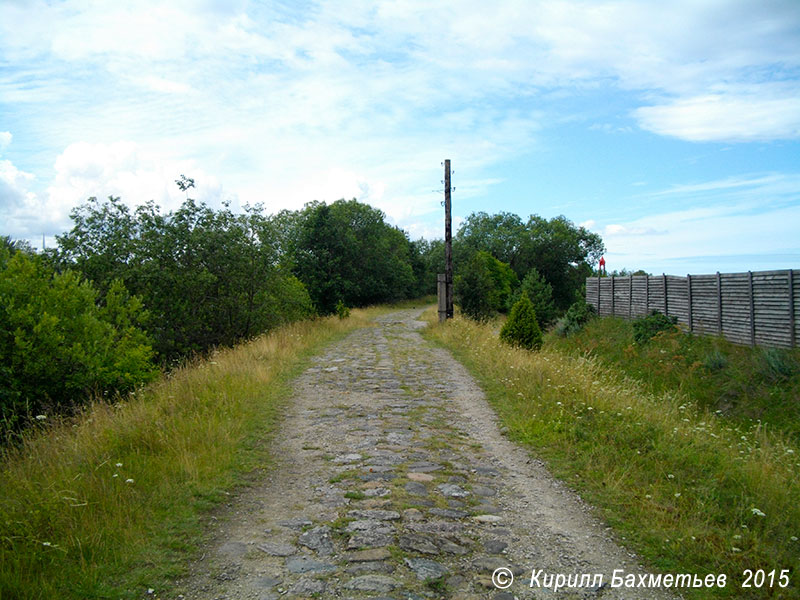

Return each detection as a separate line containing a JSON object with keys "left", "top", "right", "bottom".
{"left": 1, "top": 191, "right": 602, "bottom": 435}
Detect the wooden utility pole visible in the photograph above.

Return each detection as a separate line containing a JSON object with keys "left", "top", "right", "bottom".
{"left": 444, "top": 159, "right": 453, "bottom": 319}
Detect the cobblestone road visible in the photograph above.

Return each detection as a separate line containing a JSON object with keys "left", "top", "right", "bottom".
{"left": 175, "top": 310, "right": 676, "bottom": 599}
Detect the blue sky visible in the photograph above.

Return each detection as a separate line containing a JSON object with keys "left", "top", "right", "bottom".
{"left": 1, "top": 0, "right": 799, "bottom": 275}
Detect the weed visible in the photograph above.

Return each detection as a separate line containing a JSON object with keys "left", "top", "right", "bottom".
{"left": 760, "top": 347, "right": 797, "bottom": 382}
{"left": 703, "top": 349, "right": 728, "bottom": 372}
{"left": 632, "top": 310, "right": 678, "bottom": 344}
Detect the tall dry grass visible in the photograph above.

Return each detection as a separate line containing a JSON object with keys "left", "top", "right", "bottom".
{"left": 0, "top": 311, "right": 369, "bottom": 599}
{"left": 425, "top": 313, "right": 800, "bottom": 599}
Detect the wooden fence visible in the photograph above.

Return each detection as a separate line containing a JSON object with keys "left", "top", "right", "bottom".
{"left": 585, "top": 270, "right": 799, "bottom": 348}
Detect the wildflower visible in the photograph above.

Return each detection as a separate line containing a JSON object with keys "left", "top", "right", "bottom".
{"left": 732, "top": 547, "right": 742, "bottom": 552}
{"left": 35, "top": 415, "right": 47, "bottom": 420}
{"left": 751, "top": 508, "right": 766, "bottom": 517}
{"left": 125, "top": 478, "right": 134, "bottom": 484}
{"left": 674, "top": 493, "right": 681, "bottom": 498}
{"left": 116, "top": 463, "right": 123, "bottom": 467}
{"left": 113, "top": 473, "right": 119, "bottom": 478}
{"left": 645, "top": 494, "right": 652, "bottom": 499}
{"left": 42, "top": 541, "right": 52, "bottom": 547}
{"left": 791, "top": 536, "right": 798, "bottom": 542}
{"left": 667, "top": 474, "right": 675, "bottom": 479}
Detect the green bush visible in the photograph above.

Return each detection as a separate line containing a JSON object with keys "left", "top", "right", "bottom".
{"left": 499, "top": 291, "right": 543, "bottom": 351}
{"left": 554, "top": 300, "right": 596, "bottom": 337}
{"left": 455, "top": 251, "right": 517, "bottom": 321}
{"left": 0, "top": 250, "right": 158, "bottom": 433}
{"left": 56, "top": 196, "right": 314, "bottom": 361}
{"left": 509, "top": 268, "right": 556, "bottom": 328}
{"left": 632, "top": 310, "right": 678, "bottom": 345}
{"left": 335, "top": 299, "right": 351, "bottom": 319}
{"left": 759, "top": 347, "right": 797, "bottom": 382}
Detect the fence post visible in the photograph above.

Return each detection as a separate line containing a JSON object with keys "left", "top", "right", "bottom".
{"left": 629, "top": 276, "right": 633, "bottom": 319}
{"left": 716, "top": 272, "right": 723, "bottom": 335}
{"left": 790, "top": 270, "right": 796, "bottom": 349}
{"left": 597, "top": 276, "right": 601, "bottom": 314}
{"left": 748, "top": 270, "right": 755, "bottom": 347}
{"left": 611, "top": 275, "right": 615, "bottom": 316}
{"left": 645, "top": 276, "right": 649, "bottom": 314}
{"left": 687, "top": 274, "right": 693, "bottom": 332}
{"left": 663, "top": 273, "right": 668, "bottom": 316}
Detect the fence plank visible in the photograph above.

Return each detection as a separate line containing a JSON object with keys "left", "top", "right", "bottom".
{"left": 586, "top": 267, "right": 798, "bottom": 349}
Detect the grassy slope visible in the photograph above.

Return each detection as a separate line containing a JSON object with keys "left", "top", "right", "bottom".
{"left": 423, "top": 312, "right": 800, "bottom": 599}
{"left": 0, "top": 309, "right": 382, "bottom": 599}
{"left": 547, "top": 316, "right": 800, "bottom": 441}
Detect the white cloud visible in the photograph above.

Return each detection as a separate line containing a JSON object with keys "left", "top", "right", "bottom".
{"left": 600, "top": 173, "right": 800, "bottom": 273}
{"left": 635, "top": 90, "right": 800, "bottom": 142}
{"left": 45, "top": 141, "right": 228, "bottom": 227}
{"left": 604, "top": 224, "right": 666, "bottom": 237}
{"left": 1, "top": 0, "right": 799, "bottom": 244}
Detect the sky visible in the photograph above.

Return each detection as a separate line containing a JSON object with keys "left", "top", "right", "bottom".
{"left": 1, "top": 0, "right": 799, "bottom": 276}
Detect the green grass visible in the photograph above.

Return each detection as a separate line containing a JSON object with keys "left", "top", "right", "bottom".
{"left": 0, "top": 310, "right": 375, "bottom": 599}
{"left": 547, "top": 317, "right": 800, "bottom": 440}
{"left": 423, "top": 311, "right": 800, "bottom": 599}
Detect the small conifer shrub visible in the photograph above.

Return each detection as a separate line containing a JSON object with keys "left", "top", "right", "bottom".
{"left": 335, "top": 299, "right": 351, "bottom": 319}
{"left": 499, "top": 291, "right": 543, "bottom": 351}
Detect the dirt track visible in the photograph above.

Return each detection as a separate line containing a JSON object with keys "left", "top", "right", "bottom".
{"left": 174, "top": 309, "right": 677, "bottom": 599}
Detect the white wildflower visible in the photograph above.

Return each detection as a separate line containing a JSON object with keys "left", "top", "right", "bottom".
{"left": 35, "top": 415, "right": 47, "bottom": 420}
{"left": 751, "top": 508, "right": 766, "bottom": 517}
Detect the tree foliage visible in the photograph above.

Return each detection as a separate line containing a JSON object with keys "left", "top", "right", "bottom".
{"left": 455, "top": 211, "right": 604, "bottom": 310}
{"left": 0, "top": 247, "right": 157, "bottom": 433}
{"left": 500, "top": 291, "right": 543, "bottom": 351}
{"left": 454, "top": 251, "right": 517, "bottom": 321}
{"left": 56, "top": 196, "right": 313, "bottom": 361}
{"left": 289, "top": 199, "right": 417, "bottom": 314}
{"left": 509, "top": 267, "right": 556, "bottom": 328}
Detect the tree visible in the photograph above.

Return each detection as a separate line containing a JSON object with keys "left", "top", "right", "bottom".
{"left": 510, "top": 268, "right": 556, "bottom": 328}
{"left": 55, "top": 193, "right": 313, "bottom": 361}
{"left": 0, "top": 251, "right": 157, "bottom": 432}
{"left": 455, "top": 211, "right": 604, "bottom": 311}
{"left": 500, "top": 291, "right": 543, "bottom": 351}
{"left": 291, "top": 199, "right": 416, "bottom": 313}
{"left": 454, "top": 251, "right": 517, "bottom": 321}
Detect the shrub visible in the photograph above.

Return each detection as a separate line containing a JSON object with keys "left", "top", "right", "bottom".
{"left": 702, "top": 349, "right": 729, "bottom": 372}
{"left": 499, "top": 291, "right": 543, "bottom": 351}
{"left": 759, "top": 347, "right": 797, "bottom": 382}
{"left": 632, "top": 310, "right": 678, "bottom": 345}
{"left": 455, "top": 251, "right": 517, "bottom": 321}
{"left": 0, "top": 251, "right": 157, "bottom": 434}
{"left": 554, "top": 300, "right": 596, "bottom": 337}
{"left": 335, "top": 299, "right": 351, "bottom": 319}
{"left": 509, "top": 268, "right": 556, "bottom": 328}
